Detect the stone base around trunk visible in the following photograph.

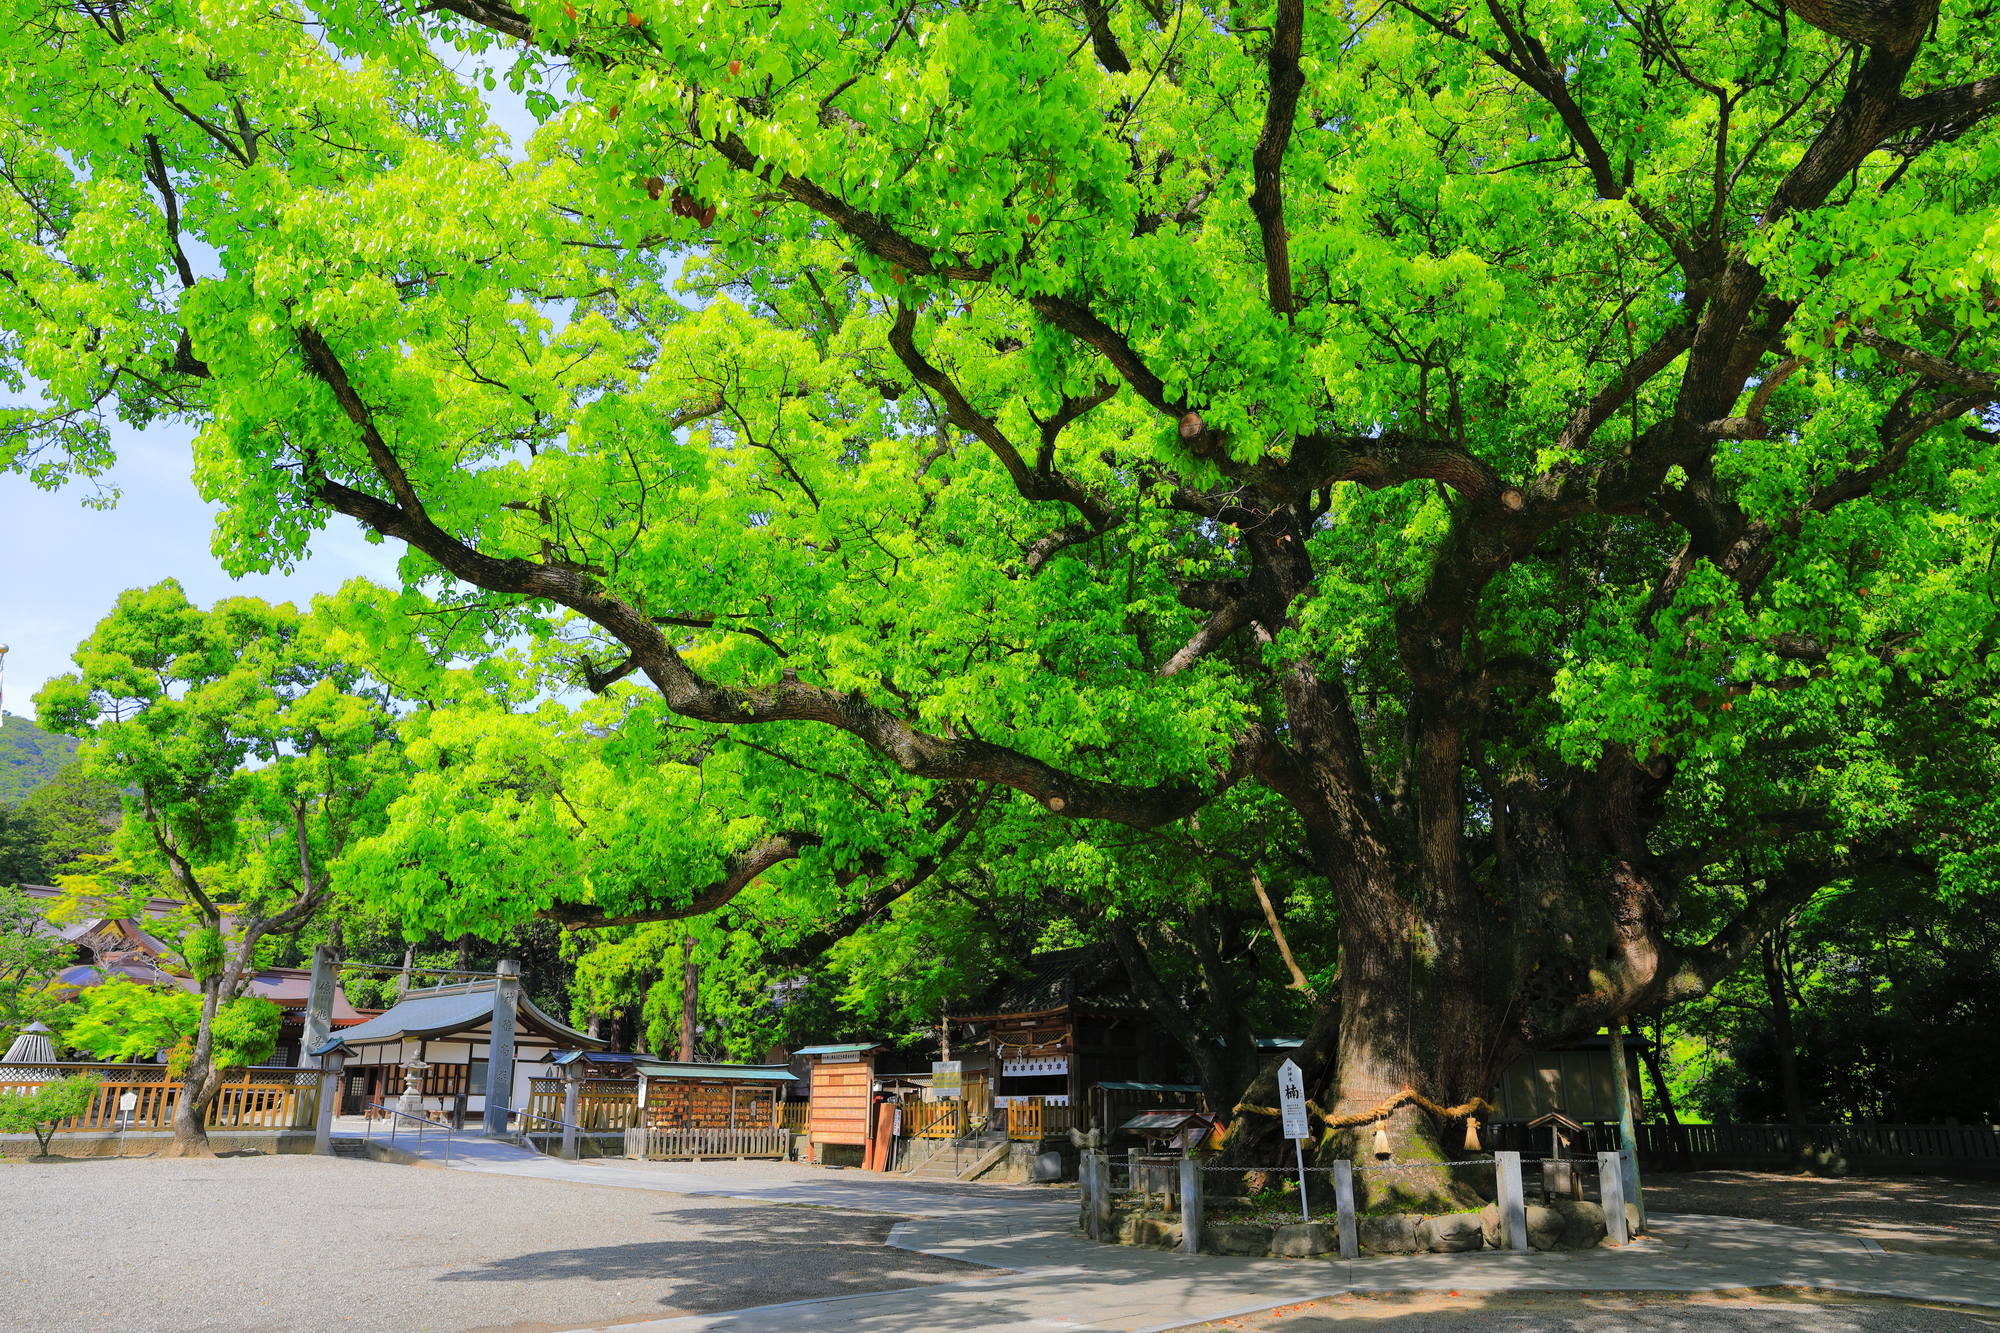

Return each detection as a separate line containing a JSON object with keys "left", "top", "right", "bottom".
{"left": 1090, "top": 1199, "right": 1634, "bottom": 1259}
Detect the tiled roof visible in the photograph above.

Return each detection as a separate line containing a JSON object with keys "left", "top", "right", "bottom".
{"left": 330, "top": 981, "right": 601, "bottom": 1049}
{"left": 632, "top": 1062, "right": 798, "bottom": 1082}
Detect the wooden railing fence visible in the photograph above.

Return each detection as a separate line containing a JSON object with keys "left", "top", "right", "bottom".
{"left": 778, "top": 1101, "right": 810, "bottom": 1133}
{"left": 1005, "top": 1097, "right": 1072, "bottom": 1141}
{"left": 1637, "top": 1121, "right": 2000, "bottom": 1164}
{"left": 0, "top": 1063, "right": 319, "bottom": 1133}
{"left": 1491, "top": 1116, "right": 2000, "bottom": 1167}
{"left": 905, "top": 1100, "right": 965, "bottom": 1138}
{"left": 526, "top": 1078, "right": 640, "bottom": 1130}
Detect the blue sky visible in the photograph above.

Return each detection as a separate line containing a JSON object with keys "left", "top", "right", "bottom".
{"left": 1, "top": 421, "right": 405, "bottom": 717}
{"left": 0, "top": 43, "right": 544, "bottom": 719}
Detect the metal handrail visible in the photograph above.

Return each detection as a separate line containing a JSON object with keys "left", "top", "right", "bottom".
{"left": 513, "top": 1108, "right": 592, "bottom": 1158}
{"left": 365, "top": 1104, "right": 457, "bottom": 1163}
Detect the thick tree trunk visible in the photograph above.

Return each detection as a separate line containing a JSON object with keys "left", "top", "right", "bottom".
{"left": 1315, "top": 895, "right": 1505, "bottom": 1212}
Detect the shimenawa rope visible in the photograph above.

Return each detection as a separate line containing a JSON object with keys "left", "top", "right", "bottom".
{"left": 1230, "top": 1087, "right": 1499, "bottom": 1134}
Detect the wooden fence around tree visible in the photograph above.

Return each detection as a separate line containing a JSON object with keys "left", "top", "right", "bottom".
{"left": 0, "top": 1063, "right": 320, "bottom": 1133}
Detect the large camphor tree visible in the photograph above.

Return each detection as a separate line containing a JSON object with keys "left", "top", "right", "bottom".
{"left": 4, "top": 0, "right": 1998, "bottom": 1179}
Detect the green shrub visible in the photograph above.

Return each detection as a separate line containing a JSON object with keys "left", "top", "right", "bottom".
{"left": 0, "top": 1075, "right": 102, "bottom": 1156}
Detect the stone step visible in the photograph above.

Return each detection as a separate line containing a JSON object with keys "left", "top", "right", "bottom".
{"left": 328, "top": 1138, "right": 367, "bottom": 1159}
{"left": 902, "top": 1135, "right": 1013, "bottom": 1180}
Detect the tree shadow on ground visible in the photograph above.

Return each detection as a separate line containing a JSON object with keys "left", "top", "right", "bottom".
{"left": 434, "top": 1204, "right": 996, "bottom": 1314}
{"left": 1644, "top": 1170, "right": 2000, "bottom": 1259}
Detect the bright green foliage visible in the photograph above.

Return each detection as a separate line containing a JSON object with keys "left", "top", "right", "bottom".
{"left": 0, "top": 1074, "right": 101, "bottom": 1156}
{"left": 58, "top": 976, "right": 283, "bottom": 1073}
{"left": 3, "top": 0, "right": 1999, "bottom": 1128}
{"left": 58, "top": 978, "right": 200, "bottom": 1063}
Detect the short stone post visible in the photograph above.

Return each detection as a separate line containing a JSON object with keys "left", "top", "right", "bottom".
{"left": 562, "top": 1077, "right": 581, "bottom": 1160}
{"left": 311, "top": 1041, "right": 347, "bottom": 1156}
{"left": 1333, "top": 1159, "right": 1358, "bottom": 1260}
{"left": 1179, "top": 1154, "right": 1203, "bottom": 1256}
{"left": 1495, "top": 1151, "right": 1529, "bottom": 1252}
{"left": 1093, "top": 1151, "right": 1113, "bottom": 1240}
{"left": 1597, "top": 1151, "right": 1629, "bottom": 1246}
{"left": 1088, "top": 1144, "right": 1104, "bottom": 1232}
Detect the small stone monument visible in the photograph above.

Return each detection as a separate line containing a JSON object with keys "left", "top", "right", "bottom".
{"left": 398, "top": 1059, "right": 430, "bottom": 1119}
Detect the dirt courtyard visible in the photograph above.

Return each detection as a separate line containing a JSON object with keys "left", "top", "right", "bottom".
{"left": 1641, "top": 1171, "right": 2000, "bottom": 1261}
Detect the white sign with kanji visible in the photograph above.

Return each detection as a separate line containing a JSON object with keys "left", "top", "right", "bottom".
{"left": 1277, "top": 1058, "right": 1310, "bottom": 1141}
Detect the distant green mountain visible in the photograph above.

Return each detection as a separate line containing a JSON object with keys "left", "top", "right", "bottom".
{"left": 0, "top": 712, "right": 80, "bottom": 805}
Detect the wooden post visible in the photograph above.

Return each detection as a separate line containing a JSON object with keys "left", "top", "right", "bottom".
{"left": 1495, "top": 1151, "right": 1529, "bottom": 1252}
{"left": 1597, "top": 1151, "right": 1629, "bottom": 1245}
{"left": 562, "top": 1078, "right": 580, "bottom": 1160}
{"left": 1180, "top": 1153, "right": 1203, "bottom": 1255}
{"left": 1333, "top": 1159, "right": 1358, "bottom": 1260}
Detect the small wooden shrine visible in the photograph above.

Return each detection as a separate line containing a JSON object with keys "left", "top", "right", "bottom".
{"left": 943, "top": 946, "right": 1180, "bottom": 1133}
{"left": 633, "top": 1059, "right": 798, "bottom": 1130}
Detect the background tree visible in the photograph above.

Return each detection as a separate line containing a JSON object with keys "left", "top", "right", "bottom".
{"left": 0, "top": 1074, "right": 100, "bottom": 1159}
{"left": 0, "top": 713, "right": 80, "bottom": 805}
{"left": 0, "top": 767, "right": 124, "bottom": 888}
{"left": 0, "top": 883, "right": 70, "bottom": 1043}
{"left": 0, "top": 804, "right": 45, "bottom": 887}
{"left": 35, "top": 582, "right": 402, "bottom": 1155}
{"left": 4, "top": 0, "right": 1999, "bottom": 1192}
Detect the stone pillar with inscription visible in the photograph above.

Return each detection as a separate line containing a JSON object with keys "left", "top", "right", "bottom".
{"left": 482, "top": 960, "right": 522, "bottom": 1137}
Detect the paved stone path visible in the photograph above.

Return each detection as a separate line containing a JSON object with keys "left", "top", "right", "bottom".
{"left": 399, "top": 1136, "right": 2000, "bottom": 1332}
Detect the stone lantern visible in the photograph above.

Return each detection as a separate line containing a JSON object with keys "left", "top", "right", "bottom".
{"left": 398, "top": 1059, "right": 431, "bottom": 1119}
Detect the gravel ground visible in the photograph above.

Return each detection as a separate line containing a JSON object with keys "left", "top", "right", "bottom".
{"left": 1643, "top": 1172, "right": 2000, "bottom": 1260}
{"left": 1184, "top": 1289, "right": 2000, "bottom": 1333}
{"left": 0, "top": 1153, "right": 992, "bottom": 1333}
